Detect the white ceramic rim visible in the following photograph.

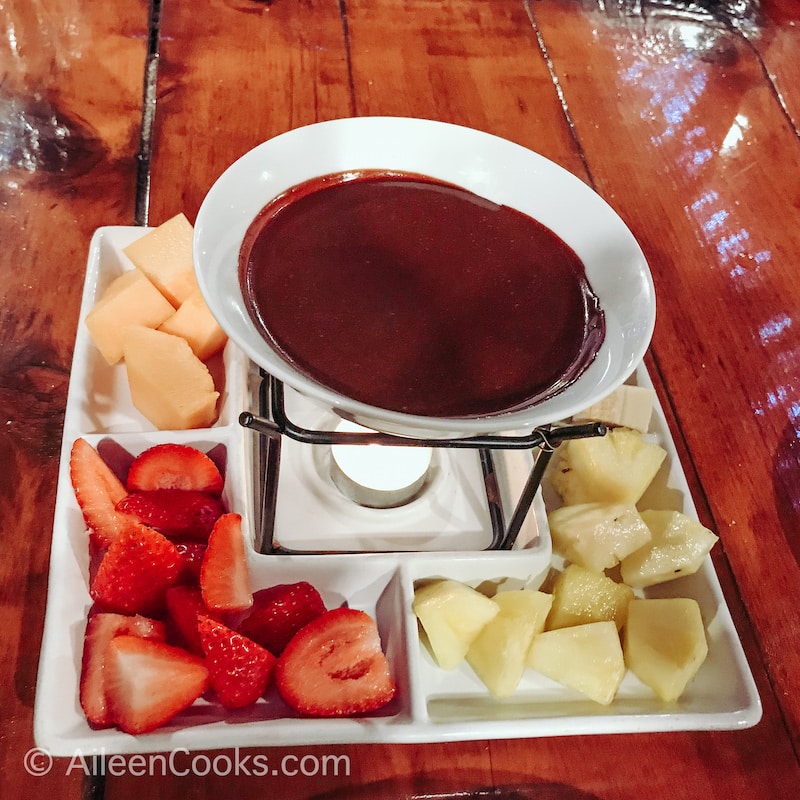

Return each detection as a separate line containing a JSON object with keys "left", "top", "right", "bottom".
{"left": 194, "top": 116, "right": 656, "bottom": 436}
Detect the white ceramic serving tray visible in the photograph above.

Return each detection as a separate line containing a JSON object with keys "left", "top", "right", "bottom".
{"left": 34, "top": 227, "right": 761, "bottom": 756}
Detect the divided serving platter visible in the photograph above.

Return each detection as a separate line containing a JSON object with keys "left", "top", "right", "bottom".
{"left": 33, "top": 226, "right": 761, "bottom": 756}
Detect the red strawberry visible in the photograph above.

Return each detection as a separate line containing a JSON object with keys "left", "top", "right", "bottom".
{"left": 104, "top": 635, "right": 209, "bottom": 734}
{"left": 90, "top": 524, "right": 184, "bottom": 616}
{"left": 116, "top": 489, "right": 224, "bottom": 541}
{"left": 197, "top": 615, "right": 277, "bottom": 709}
{"left": 70, "top": 437, "right": 138, "bottom": 547}
{"left": 275, "top": 607, "right": 396, "bottom": 717}
{"left": 200, "top": 513, "right": 253, "bottom": 614}
{"left": 165, "top": 585, "right": 214, "bottom": 654}
{"left": 80, "top": 612, "right": 166, "bottom": 729}
{"left": 238, "top": 582, "right": 326, "bottom": 656}
{"left": 174, "top": 540, "right": 207, "bottom": 584}
{"left": 126, "top": 444, "right": 224, "bottom": 494}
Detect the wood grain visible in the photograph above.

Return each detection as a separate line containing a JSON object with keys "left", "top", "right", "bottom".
{"left": 0, "top": 1, "right": 147, "bottom": 797}
{"left": 4, "top": 1, "right": 800, "bottom": 798}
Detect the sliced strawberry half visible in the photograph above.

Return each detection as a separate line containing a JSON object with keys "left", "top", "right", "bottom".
{"left": 80, "top": 612, "right": 166, "bottom": 729}
{"left": 126, "top": 443, "right": 224, "bottom": 494}
{"left": 116, "top": 489, "right": 224, "bottom": 541}
{"left": 200, "top": 513, "right": 253, "bottom": 614}
{"left": 70, "top": 437, "right": 138, "bottom": 548}
{"left": 275, "top": 607, "right": 396, "bottom": 717}
{"left": 174, "top": 540, "right": 207, "bottom": 584}
{"left": 197, "top": 615, "right": 277, "bottom": 709}
{"left": 238, "top": 581, "right": 326, "bottom": 656}
{"left": 104, "top": 635, "right": 209, "bottom": 734}
{"left": 165, "top": 585, "right": 214, "bottom": 654}
{"left": 90, "top": 524, "right": 184, "bottom": 616}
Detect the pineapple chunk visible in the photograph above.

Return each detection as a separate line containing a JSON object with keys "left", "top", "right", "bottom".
{"left": 413, "top": 579, "right": 499, "bottom": 670}
{"left": 466, "top": 590, "right": 553, "bottom": 697}
{"left": 572, "top": 384, "right": 655, "bottom": 433}
{"left": 527, "top": 621, "right": 625, "bottom": 705}
{"left": 85, "top": 269, "right": 174, "bottom": 364}
{"left": 551, "top": 427, "right": 667, "bottom": 505}
{"left": 123, "top": 213, "right": 199, "bottom": 306}
{"left": 159, "top": 288, "right": 228, "bottom": 361}
{"left": 620, "top": 510, "right": 719, "bottom": 587}
{"left": 548, "top": 502, "right": 652, "bottom": 573}
{"left": 546, "top": 564, "right": 634, "bottom": 631}
{"left": 624, "top": 598, "right": 708, "bottom": 702}
{"left": 122, "top": 326, "right": 219, "bottom": 430}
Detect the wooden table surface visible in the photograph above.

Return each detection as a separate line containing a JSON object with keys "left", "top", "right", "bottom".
{"left": 3, "top": 0, "right": 800, "bottom": 797}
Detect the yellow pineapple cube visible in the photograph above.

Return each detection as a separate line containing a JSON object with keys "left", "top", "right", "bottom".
{"left": 85, "top": 269, "right": 175, "bottom": 364}
{"left": 466, "top": 589, "right": 553, "bottom": 697}
{"left": 123, "top": 213, "right": 199, "bottom": 306}
{"left": 527, "top": 621, "right": 626, "bottom": 705}
{"left": 548, "top": 502, "right": 652, "bottom": 573}
{"left": 413, "top": 579, "right": 499, "bottom": 670}
{"left": 551, "top": 427, "right": 667, "bottom": 505}
{"left": 122, "top": 326, "right": 219, "bottom": 430}
{"left": 620, "top": 510, "right": 719, "bottom": 587}
{"left": 623, "top": 598, "right": 708, "bottom": 702}
{"left": 546, "top": 564, "right": 634, "bottom": 631}
{"left": 159, "top": 288, "right": 228, "bottom": 361}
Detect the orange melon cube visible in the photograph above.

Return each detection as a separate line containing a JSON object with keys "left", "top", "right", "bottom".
{"left": 123, "top": 213, "right": 199, "bottom": 307}
{"left": 158, "top": 289, "right": 228, "bottom": 361}
{"left": 85, "top": 269, "right": 175, "bottom": 364}
{"left": 122, "top": 326, "right": 219, "bottom": 430}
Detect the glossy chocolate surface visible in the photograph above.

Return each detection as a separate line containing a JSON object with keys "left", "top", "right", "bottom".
{"left": 240, "top": 172, "right": 604, "bottom": 418}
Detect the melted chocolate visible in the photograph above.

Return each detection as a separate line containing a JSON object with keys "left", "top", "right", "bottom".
{"left": 240, "top": 172, "right": 605, "bottom": 418}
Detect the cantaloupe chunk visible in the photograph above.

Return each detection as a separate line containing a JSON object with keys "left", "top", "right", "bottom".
{"left": 158, "top": 288, "right": 227, "bottom": 361}
{"left": 85, "top": 269, "right": 175, "bottom": 364}
{"left": 123, "top": 213, "right": 199, "bottom": 307}
{"left": 122, "top": 326, "right": 219, "bottom": 430}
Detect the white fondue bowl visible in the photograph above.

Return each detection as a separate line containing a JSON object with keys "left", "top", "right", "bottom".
{"left": 194, "top": 117, "right": 655, "bottom": 438}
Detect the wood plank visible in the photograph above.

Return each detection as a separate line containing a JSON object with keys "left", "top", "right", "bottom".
{"left": 0, "top": 1, "right": 148, "bottom": 798}
{"left": 345, "top": 0, "right": 586, "bottom": 174}
{"left": 146, "top": 0, "right": 353, "bottom": 225}
{"left": 530, "top": 0, "right": 800, "bottom": 739}
{"left": 745, "top": 0, "right": 800, "bottom": 131}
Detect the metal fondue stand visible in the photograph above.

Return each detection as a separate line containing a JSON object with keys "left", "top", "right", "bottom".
{"left": 240, "top": 370, "right": 606, "bottom": 555}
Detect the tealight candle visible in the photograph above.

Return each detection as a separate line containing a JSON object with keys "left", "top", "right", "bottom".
{"left": 330, "top": 420, "right": 433, "bottom": 508}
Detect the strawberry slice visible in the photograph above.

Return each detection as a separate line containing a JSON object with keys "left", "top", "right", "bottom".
{"left": 200, "top": 513, "right": 253, "bottom": 614}
{"left": 165, "top": 585, "right": 214, "bottom": 654}
{"left": 80, "top": 612, "right": 166, "bottom": 729}
{"left": 126, "top": 443, "right": 224, "bottom": 494}
{"left": 238, "top": 581, "right": 326, "bottom": 656}
{"left": 90, "top": 524, "right": 184, "bottom": 616}
{"left": 116, "top": 489, "right": 224, "bottom": 541}
{"left": 197, "top": 615, "right": 277, "bottom": 709}
{"left": 275, "top": 607, "right": 396, "bottom": 717}
{"left": 70, "top": 437, "right": 138, "bottom": 547}
{"left": 174, "top": 540, "right": 207, "bottom": 584}
{"left": 104, "top": 635, "right": 209, "bottom": 734}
